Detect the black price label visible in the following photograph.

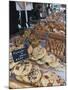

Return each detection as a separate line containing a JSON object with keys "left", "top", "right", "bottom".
{"left": 12, "top": 48, "right": 29, "bottom": 62}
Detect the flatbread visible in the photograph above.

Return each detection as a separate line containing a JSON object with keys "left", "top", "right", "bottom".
{"left": 49, "top": 61, "right": 61, "bottom": 68}
{"left": 43, "top": 71, "right": 65, "bottom": 86}
{"left": 13, "top": 63, "right": 25, "bottom": 76}
{"left": 9, "top": 61, "right": 19, "bottom": 70}
{"left": 36, "top": 55, "right": 47, "bottom": 65}
{"left": 20, "top": 61, "right": 32, "bottom": 75}
{"left": 16, "top": 75, "right": 23, "bottom": 82}
{"left": 41, "top": 76, "right": 49, "bottom": 86}
{"left": 32, "top": 45, "right": 47, "bottom": 60}
{"left": 22, "top": 65, "right": 42, "bottom": 84}
{"left": 49, "top": 54, "right": 56, "bottom": 62}
{"left": 13, "top": 60, "right": 32, "bottom": 76}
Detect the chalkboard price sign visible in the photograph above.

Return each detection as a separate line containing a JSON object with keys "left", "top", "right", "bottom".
{"left": 12, "top": 48, "right": 29, "bottom": 62}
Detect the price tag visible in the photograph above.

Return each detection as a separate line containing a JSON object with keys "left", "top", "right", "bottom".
{"left": 12, "top": 48, "right": 29, "bottom": 62}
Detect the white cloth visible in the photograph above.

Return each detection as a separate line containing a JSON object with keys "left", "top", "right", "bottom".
{"left": 25, "top": 2, "right": 33, "bottom": 10}
{"left": 16, "top": 2, "right": 25, "bottom": 11}
{"left": 16, "top": 2, "right": 33, "bottom": 11}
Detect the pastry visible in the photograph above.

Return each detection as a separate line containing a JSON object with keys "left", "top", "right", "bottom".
{"left": 28, "top": 45, "right": 33, "bottom": 55}
{"left": 55, "top": 64, "right": 65, "bottom": 71}
{"left": 44, "top": 54, "right": 56, "bottom": 66}
{"left": 16, "top": 75, "right": 23, "bottom": 82}
{"left": 41, "top": 71, "right": 65, "bottom": 86}
{"left": 13, "top": 63, "right": 25, "bottom": 76}
{"left": 41, "top": 76, "right": 50, "bottom": 86}
{"left": 15, "top": 36, "right": 23, "bottom": 47}
{"left": 49, "top": 61, "right": 60, "bottom": 68}
{"left": 41, "top": 72, "right": 54, "bottom": 87}
{"left": 20, "top": 60, "right": 32, "bottom": 76}
{"left": 22, "top": 65, "right": 41, "bottom": 84}
{"left": 24, "top": 30, "right": 31, "bottom": 38}
{"left": 49, "top": 54, "right": 56, "bottom": 62}
{"left": 31, "top": 45, "right": 47, "bottom": 60}
{"left": 35, "top": 79, "right": 42, "bottom": 87}
{"left": 36, "top": 55, "right": 48, "bottom": 65}
{"left": 36, "top": 58, "right": 45, "bottom": 65}
{"left": 31, "top": 39, "right": 40, "bottom": 48}
{"left": 9, "top": 61, "right": 19, "bottom": 70}
{"left": 53, "top": 76, "right": 65, "bottom": 86}
{"left": 13, "top": 60, "right": 32, "bottom": 76}
{"left": 53, "top": 80, "right": 61, "bottom": 86}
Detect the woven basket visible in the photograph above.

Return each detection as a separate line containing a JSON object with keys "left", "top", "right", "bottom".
{"left": 45, "top": 32, "right": 65, "bottom": 61}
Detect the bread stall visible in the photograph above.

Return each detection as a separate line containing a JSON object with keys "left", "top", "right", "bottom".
{"left": 9, "top": 2, "right": 66, "bottom": 89}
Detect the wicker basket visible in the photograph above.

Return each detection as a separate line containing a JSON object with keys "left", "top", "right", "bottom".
{"left": 45, "top": 32, "right": 65, "bottom": 61}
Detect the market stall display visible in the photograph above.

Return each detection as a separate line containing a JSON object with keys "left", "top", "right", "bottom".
{"left": 9, "top": 9, "right": 66, "bottom": 88}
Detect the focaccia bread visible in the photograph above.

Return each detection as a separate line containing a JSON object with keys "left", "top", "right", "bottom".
{"left": 41, "top": 71, "right": 65, "bottom": 87}
{"left": 13, "top": 60, "right": 32, "bottom": 76}
{"left": 22, "top": 65, "right": 42, "bottom": 84}
{"left": 31, "top": 45, "right": 47, "bottom": 60}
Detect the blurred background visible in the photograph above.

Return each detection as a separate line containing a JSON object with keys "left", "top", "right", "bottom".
{"left": 9, "top": 1, "right": 66, "bottom": 36}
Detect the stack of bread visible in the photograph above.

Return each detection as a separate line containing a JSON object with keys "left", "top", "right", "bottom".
{"left": 9, "top": 59, "right": 65, "bottom": 88}
{"left": 30, "top": 45, "right": 65, "bottom": 70}
{"left": 46, "top": 12, "right": 65, "bottom": 23}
